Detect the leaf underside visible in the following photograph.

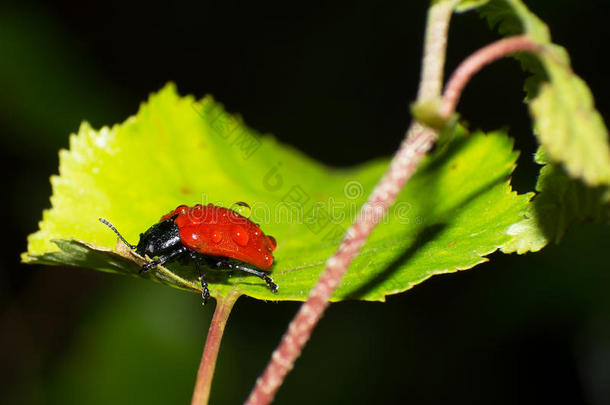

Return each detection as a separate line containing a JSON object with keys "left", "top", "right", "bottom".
{"left": 24, "top": 84, "right": 530, "bottom": 302}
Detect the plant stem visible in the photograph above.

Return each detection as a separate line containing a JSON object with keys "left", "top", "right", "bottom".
{"left": 190, "top": 290, "right": 241, "bottom": 405}
{"left": 440, "top": 35, "right": 541, "bottom": 117}
{"left": 244, "top": 2, "right": 458, "bottom": 404}
{"left": 417, "top": 0, "right": 456, "bottom": 102}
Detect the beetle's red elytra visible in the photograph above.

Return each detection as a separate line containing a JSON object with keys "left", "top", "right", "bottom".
{"left": 161, "top": 204, "right": 276, "bottom": 270}
{"left": 99, "top": 203, "right": 278, "bottom": 304}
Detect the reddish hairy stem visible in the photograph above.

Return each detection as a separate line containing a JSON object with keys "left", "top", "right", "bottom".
{"left": 245, "top": 125, "right": 438, "bottom": 405}
{"left": 244, "top": 2, "right": 458, "bottom": 403}
{"left": 440, "top": 35, "right": 541, "bottom": 117}
{"left": 191, "top": 290, "right": 240, "bottom": 405}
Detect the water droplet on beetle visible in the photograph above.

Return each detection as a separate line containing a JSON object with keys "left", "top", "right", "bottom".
{"left": 231, "top": 226, "right": 249, "bottom": 246}
{"left": 211, "top": 230, "right": 222, "bottom": 243}
{"left": 264, "top": 254, "right": 273, "bottom": 266}
{"left": 267, "top": 235, "right": 277, "bottom": 250}
{"left": 190, "top": 205, "right": 203, "bottom": 221}
{"left": 230, "top": 201, "right": 252, "bottom": 218}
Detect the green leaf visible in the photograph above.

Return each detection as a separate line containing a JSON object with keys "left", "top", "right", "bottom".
{"left": 478, "top": 0, "right": 550, "bottom": 42}
{"left": 502, "top": 148, "right": 610, "bottom": 254}
{"left": 475, "top": 0, "right": 610, "bottom": 186}
{"left": 24, "top": 84, "right": 530, "bottom": 302}
{"left": 455, "top": 0, "right": 490, "bottom": 13}
{"left": 529, "top": 68, "right": 610, "bottom": 186}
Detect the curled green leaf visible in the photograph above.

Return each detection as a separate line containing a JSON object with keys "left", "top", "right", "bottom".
{"left": 474, "top": 0, "right": 610, "bottom": 186}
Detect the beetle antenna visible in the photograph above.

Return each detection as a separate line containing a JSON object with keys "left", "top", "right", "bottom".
{"left": 99, "top": 218, "right": 137, "bottom": 250}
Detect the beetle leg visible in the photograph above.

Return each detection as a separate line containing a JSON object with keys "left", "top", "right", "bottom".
{"left": 209, "top": 257, "right": 278, "bottom": 293}
{"left": 139, "top": 246, "right": 188, "bottom": 274}
{"left": 193, "top": 260, "right": 210, "bottom": 305}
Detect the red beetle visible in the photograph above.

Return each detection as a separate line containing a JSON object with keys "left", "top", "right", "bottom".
{"left": 100, "top": 203, "right": 278, "bottom": 303}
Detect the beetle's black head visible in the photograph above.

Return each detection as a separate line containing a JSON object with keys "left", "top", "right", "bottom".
{"left": 135, "top": 218, "right": 182, "bottom": 258}
{"left": 99, "top": 216, "right": 184, "bottom": 260}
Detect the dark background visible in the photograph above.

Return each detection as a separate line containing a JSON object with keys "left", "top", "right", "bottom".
{"left": 2, "top": 1, "right": 610, "bottom": 404}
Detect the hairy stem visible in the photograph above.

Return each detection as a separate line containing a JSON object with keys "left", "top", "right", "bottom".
{"left": 417, "top": 0, "right": 457, "bottom": 102}
{"left": 244, "top": 2, "right": 458, "bottom": 404}
{"left": 191, "top": 290, "right": 241, "bottom": 405}
{"left": 441, "top": 35, "right": 541, "bottom": 117}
